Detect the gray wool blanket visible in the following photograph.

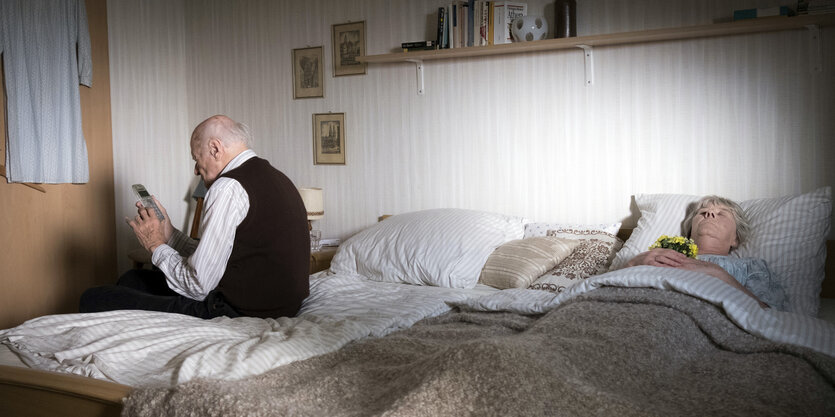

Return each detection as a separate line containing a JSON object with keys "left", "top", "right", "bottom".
{"left": 123, "top": 287, "right": 835, "bottom": 417}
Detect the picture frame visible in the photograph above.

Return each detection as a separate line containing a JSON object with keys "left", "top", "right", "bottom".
{"left": 292, "top": 46, "right": 324, "bottom": 99}
{"left": 312, "top": 113, "right": 346, "bottom": 165}
{"left": 331, "top": 21, "right": 367, "bottom": 76}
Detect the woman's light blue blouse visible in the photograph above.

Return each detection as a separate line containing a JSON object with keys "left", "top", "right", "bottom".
{"left": 699, "top": 255, "right": 787, "bottom": 310}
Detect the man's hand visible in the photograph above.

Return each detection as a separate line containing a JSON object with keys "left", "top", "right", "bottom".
{"left": 127, "top": 196, "right": 172, "bottom": 252}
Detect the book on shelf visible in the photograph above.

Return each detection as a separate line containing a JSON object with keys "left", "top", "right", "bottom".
{"left": 462, "top": 2, "right": 470, "bottom": 48}
{"left": 436, "top": 7, "right": 446, "bottom": 48}
{"left": 797, "top": 1, "right": 835, "bottom": 14}
{"left": 402, "top": 45, "right": 438, "bottom": 52}
{"left": 467, "top": 0, "right": 475, "bottom": 47}
{"left": 499, "top": 2, "right": 527, "bottom": 44}
{"left": 448, "top": 4, "right": 455, "bottom": 48}
{"left": 478, "top": 1, "right": 489, "bottom": 46}
{"left": 436, "top": 1, "right": 529, "bottom": 49}
{"left": 401, "top": 40, "right": 436, "bottom": 49}
{"left": 733, "top": 6, "right": 791, "bottom": 20}
{"left": 491, "top": 2, "right": 504, "bottom": 44}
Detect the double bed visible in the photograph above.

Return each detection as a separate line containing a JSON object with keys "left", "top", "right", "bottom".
{"left": 2, "top": 188, "right": 834, "bottom": 416}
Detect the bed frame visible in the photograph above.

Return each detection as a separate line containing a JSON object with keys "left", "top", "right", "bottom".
{"left": 2, "top": 233, "right": 834, "bottom": 417}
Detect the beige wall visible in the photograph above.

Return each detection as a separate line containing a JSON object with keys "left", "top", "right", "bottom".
{"left": 0, "top": 0, "right": 116, "bottom": 329}
{"left": 108, "top": 0, "right": 835, "bottom": 275}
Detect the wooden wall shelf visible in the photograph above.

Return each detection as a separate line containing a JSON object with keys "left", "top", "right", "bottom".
{"left": 359, "top": 13, "right": 835, "bottom": 64}
{"left": 358, "top": 13, "right": 834, "bottom": 94}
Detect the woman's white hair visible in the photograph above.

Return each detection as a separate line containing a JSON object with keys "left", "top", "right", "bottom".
{"left": 682, "top": 195, "right": 750, "bottom": 248}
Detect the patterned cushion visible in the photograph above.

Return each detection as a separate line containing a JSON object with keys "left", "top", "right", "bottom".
{"left": 524, "top": 222, "right": 621, "bottom": 238}
{"left": 609, "top": 187, "right": 831, "bottom": 316}
{"left": 479, "top": 237, "right": 579, "bottom": 289}
{"left": 529, "top": 230, "right": 622, "bottom": 293}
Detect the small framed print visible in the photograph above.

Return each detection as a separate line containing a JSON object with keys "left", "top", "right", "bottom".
{"left": 332, "top": 21, "right": 366, "bottom": 76}
{"left": 292, "top": 46, "right": 324, "bottom": 99}
{"left": 313, "top": 113, "right": 346, "bottom": 165}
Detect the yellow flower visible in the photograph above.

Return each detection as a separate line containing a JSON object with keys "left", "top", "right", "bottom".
{"left": 649, "top": 235, "right": 699, "bottom": 259}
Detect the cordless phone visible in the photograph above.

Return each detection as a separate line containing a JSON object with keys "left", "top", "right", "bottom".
{"left": 131, "top": 184, "right": 165, "bottom": 221}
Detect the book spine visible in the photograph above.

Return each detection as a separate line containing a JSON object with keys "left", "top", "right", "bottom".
{"left": 480, "top": 1, "right": 489, "bottom": 46}
{"left": 467, "top": 0, "right": 475, "bottom": 47}
{"left": 436, "top": 7, "right": 445, "bottom": 48}
{"left": 444, "top": 6, "right": 450, "bottom": 48}
{"left": 402, "top": 45, "right": 438, "bottom": 52}
{"left": 401, "top": 41, "right": 436, "bottom": 49}
{"left": 492, "top": 2, "right": 504, "bottom": 45}
{"left": 503, "top": 2, "right": 527, "bottom": 43}
{"left": 448, "top": 4, "right": 455, "bottom": 48}
{"left": 487, "top": 2, "right": 494, "bottom": 45}
{"left": 733, "top": 6, "right": 790, "bottom": 20}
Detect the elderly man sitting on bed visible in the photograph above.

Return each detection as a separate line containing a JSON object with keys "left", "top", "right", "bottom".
{"left": 80, "top": 115, "right": 310, "bottom": 319}
{"left": 626, "top": 195, "right": 786, "bottom": 309}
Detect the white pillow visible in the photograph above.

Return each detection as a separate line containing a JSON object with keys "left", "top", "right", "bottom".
{"left": 610, "top": 194, "right": 701, "bottom": 270}
{"left": 524, "top": 222, "right": 621, "bottom": 238}
{"left": 330, "top": 208, "right": 527, "bottom": 288}
{"left": 610, "top": 187, "right": 832, "bottom": 316}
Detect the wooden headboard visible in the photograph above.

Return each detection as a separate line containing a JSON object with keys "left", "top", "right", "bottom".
{"left": 824, "top": 241, "right": 835, "bottom": 299}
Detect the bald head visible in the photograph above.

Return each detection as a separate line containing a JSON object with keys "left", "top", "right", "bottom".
{"left": 190, "top": 115, "right": 253, "bottom": 187}
{"left": 191, "top": 115, "right": 253, "bottom": 149}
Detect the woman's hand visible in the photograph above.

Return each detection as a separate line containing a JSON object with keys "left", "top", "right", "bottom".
{"left": 629, "top": 250, "right": 769, "bottom": 308}
{"left": 627, "top": 248, "right": 689, "bottom": 268}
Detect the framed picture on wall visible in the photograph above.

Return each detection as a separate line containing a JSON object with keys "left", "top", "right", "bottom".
{"left": 313, "top": 112, "right": 346, "bottom": 165}
{"left": 292, "top": 46, "right": 324, "bottom": 99}
{"left": 331, "top": 21, "right": 367, "bottom": 76}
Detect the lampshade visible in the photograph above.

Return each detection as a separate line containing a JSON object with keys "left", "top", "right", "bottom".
{"left": 298, "top": 187, "right": 324, "bottom": 220}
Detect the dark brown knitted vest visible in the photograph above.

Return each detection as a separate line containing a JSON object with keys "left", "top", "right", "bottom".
{"left": 214, "top": 157, "right": 310, "bottom": 318}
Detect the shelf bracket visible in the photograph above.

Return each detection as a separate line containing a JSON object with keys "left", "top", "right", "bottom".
{"left": 806, "top": 25, "right": 822, "bottom": 72}
{"left": 405, "top": 59, "right": 425, "bottom": 95}
{"left": 577, "top": 45, "right": 594, "bottom": 86}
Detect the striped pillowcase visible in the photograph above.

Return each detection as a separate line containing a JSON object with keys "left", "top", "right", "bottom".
{"left": 735, "top": 187, "right": 832, "bottom": 317}
{"left": 610, "top": 187, "right": 832, "bottom": 317}
{"left": 330, "top": 209, "right": 527, "bottom": 288}
{"left": 610, "top": 193, "right": 701, "bottom": 270}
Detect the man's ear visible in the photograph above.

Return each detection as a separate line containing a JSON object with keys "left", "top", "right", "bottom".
{"left": 208, "top": 138, "right": 223, "bottom": 159}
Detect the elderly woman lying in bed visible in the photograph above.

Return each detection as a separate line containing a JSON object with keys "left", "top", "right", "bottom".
{"left": 626, "top": 195, "right": 786, "bottom": 309}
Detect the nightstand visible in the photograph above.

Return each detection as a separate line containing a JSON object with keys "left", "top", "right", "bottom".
{"left": 310, "top": 246, "right": 338, "bottom": 274}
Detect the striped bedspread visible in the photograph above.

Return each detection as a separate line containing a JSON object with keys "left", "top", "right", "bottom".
{"left": 452, "top": 266, "right": 835, "bottom": 357}
{"left": 2, "top": 266, "right": 832, "bottom": 389}
{"left": 0, "top": 273, "right": 496, "bottom": 387}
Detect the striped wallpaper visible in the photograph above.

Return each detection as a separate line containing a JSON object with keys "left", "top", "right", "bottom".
{"left": 107, "top": 0, "right": 835, "bottom": 272}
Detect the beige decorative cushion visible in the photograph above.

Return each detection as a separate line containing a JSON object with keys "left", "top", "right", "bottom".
{"left": 529, "top": 230, "right": 622, "bottom": 293}
{"left": 479, "top": 237, "right": 580, "bottom": 289}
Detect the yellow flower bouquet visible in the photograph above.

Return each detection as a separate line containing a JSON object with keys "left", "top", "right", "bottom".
{"left": 649, "top": 235, "right": 698, "bottom": 258}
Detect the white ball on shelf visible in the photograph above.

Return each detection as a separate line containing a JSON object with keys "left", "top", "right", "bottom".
{"left": 511, "top": 15, "right": 549, "bottom": 42}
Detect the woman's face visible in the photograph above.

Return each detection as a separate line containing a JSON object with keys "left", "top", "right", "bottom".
{"left": 690, "top": 203, "right": 739, "bottom": 254}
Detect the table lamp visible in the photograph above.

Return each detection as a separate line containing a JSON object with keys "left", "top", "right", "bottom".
{"left": 299, "top": 187, "right": 324, "bottom": 251}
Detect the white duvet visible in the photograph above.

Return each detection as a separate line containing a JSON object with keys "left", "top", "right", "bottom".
{"left": 0, "top": 272, "right": 496, "bottom": 387}
{"left": 2, "top": 267, "right": 834, "bottom": 388}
